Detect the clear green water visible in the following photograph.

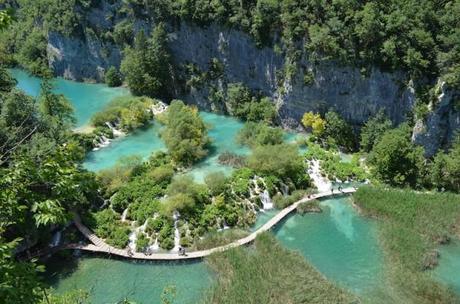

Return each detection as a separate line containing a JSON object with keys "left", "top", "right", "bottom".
{"left": 432, "top": 240, "right": 460, "bottom": 294}
{"left": 13, "top": 71, "right": 385, "bottom": 301}
{"left": 83, "top": 122, "right": 166, "bottom": 171}
{"left": 46, "top": 197, "right": 383, "bottom": 302}
{"left": 45, "top": 256, "right": 211, "bottom": 304}
{"left": 274, "top": 196, "right": 384, "bottom": 295}
{"left": 10, "top": 69, "right": 129, "bottom": 127}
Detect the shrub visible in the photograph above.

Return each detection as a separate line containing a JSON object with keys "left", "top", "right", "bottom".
{"left": 105, "top": 66, "right": 122, "bottom": 87}
{"left": 205, "top": 171, "right": 228, "bottom": 196}
{"left": 236, "top": 122, "right": 283, "bottom": 146}
{"left": 136, "top": 233, "right": 150, "bottom": 252}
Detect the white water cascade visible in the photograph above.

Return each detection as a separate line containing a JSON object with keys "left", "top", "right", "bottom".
{"left": 128, "top": 220, "right": 149, "bottom": 251}
{"left": 121, "top": 208, "right": 129, "bottom": 222}
{"left": 260, "top": 190, "right": 274, "bottom": 210}
{"left": 308, "top": 160, "right": 332, "bottom": 192}
{"left": 105, "top": 121, "right": 125, "bottom": 137}
{"left": 172, "top": 211, "right": 181, "bottom": 252}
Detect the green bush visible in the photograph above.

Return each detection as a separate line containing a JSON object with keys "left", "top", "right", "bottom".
{"left": 91, "top": 96, "right": 155, "bottom": 131}
{"left": 106, "top": 225, "right": 131, "bottom": 249}
{"left": 205, "top": 171, "right": 228, "bottom": 196}
{"left": 236, "top": 122, "right": 283, "bottom": 147}
{"left": 136, "top": 233, "right": 150, "bottom": 252}
{"left": 105, "top": 66, "right": 122, "bottom": 87}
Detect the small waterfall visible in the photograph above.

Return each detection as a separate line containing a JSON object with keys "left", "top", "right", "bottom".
{"left": 308, "top": 160, "right": 332, "bottom": 192}
{"left": 149, "top": 238, "right": 159, "bottom": 252}
{"left": 128, "top": 219, "right": 149, "bottom": 251}
{"left": 260, "top": 190, "right": 274, "bottom": 210}
{"left": 172, "top": 211, "right": 181, "bottom": 252}
{"left": 128, "top": 231, "right": 137, "bottom": 251}
{"left": 150, "top": 101, "right": 168, "bottom": 115}
{"left": 50, "top": 230, "right": 62, "bottom": 247}
{"left": 105, "top": 121, "right": 125, "bottom": 137}
{"left": 121, "top": 208, "right": 129, "bottom": 222}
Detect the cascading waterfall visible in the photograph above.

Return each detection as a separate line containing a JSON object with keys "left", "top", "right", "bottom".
{"left": 280, "top": 182, "right": 289, "bottom": 196}
{"left": 121, "top": 208, "right": 129, "bottom": 222}
{"left": 105, "top": 121, "right": 125, "bottom": 137}
{"left": 93, "top": 121, "right": 125, "bottom": 151}
{"left": 308, "top": 160, "right": 332, "bottom": 192}
{"left": 260, "top": 190, "right": 274, "bottom": 210}
{"left": 172, "top": 211, "right": 181, "bottom": 252}
{"left": 128, "top": 219, "right": 149, "bottom": 251}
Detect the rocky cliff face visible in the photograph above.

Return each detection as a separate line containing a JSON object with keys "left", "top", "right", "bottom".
{"left": 44, "top": 1, "right": 458, "bottom": 153}
{"left": 412, "top": 83, "right": 460, "bottom": 156}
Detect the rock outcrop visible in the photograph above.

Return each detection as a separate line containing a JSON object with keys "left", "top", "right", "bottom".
{"left": 412, "top": 82, "right": 460, "bottom": 157}
{"left": 43, "top": 0, "right": 457, "bottom": 152}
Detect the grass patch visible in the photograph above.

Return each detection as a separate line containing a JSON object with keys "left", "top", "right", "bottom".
{"left": 353, "top": 186, "right": 460, "bottom": 303}
{"left": 202, "top": 232, "right": 357, "bottom": 304}
{"left": 191, "top": 229, "right": 249, "bottom": 251}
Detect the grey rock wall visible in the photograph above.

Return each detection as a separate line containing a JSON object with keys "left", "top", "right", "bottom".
{"left": 43, "top": 1, "right": 458, "bottom": 153}
{"left": 412, "top": 83, "right": 460, "bottom": 156}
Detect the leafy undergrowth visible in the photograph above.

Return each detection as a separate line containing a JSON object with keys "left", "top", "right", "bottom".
{"left": 202, "top": 232, "right": 357, "bottom": 304}
{"left": 354, "top": 186, "right": 460, "bottom": 304}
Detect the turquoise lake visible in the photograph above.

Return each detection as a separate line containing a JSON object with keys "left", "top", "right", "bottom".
{"left": 10, "top": 69, "right": 129, "bottom": 128}
{"left": 45, "top": 196, "right": 386, "bottom": 303}
{"left": 274, "top": 196, "right": 383, "bottom": 295}
{"left": 15, "top": 70, "right": 459, "bottom": 303}
{"left": 12, "top": 69, "right": 302, "bottom": 180}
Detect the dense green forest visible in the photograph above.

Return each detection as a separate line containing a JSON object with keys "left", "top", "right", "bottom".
{"left": 1, "top": 0, "right": 459, "bottom": 91}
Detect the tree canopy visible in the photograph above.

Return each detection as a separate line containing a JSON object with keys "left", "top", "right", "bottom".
{"left": 161, "top": 100, "right": 210, "bottom": 166}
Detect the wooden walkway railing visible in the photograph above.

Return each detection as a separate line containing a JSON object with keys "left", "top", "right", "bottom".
{"left": 68, "top": 188, "right": 356, "bottom": 260}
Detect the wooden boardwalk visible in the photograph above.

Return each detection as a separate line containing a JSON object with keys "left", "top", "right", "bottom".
{"left": 68, "top": 188, "right": 356, "bottom": 260}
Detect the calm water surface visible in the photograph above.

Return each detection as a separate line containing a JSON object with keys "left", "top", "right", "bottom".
{"left": 274, "top": 196, "right": 384, "bottom": 295}
{"left": 45, "top": 256, "right": 211, "bottom": 304}
{"left": 11, "top": 69, "right": 129, "bottom": 127}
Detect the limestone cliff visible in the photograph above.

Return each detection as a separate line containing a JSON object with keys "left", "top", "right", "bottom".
{"left": 43, "top": 1, "right": 458, "bottom": 154}
{"left": 412, "top": 82, "right": 460, "bottom": 156}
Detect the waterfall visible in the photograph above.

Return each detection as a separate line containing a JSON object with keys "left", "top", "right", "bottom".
{"left": 128, "top": 219, "right": 149, "bottom": 251}
{"left": 151, "top": 101, "right": 168, "bottom": 115}
{"left": 172, "top": 211, "right": 181, "bottom": 252}
{"left": 121, "top": 208, "right": 129, "bottom": 222}
{"left": 50, "top": 230, "right": 62, "bottom": 247}
{"left": 260, "top": 190, "right": 274, "bottom": 210}
{"left": 308, "top": 160, "right": 332, "bottom": 192}
{"left": 149, "top": 238, "right": 159, "bottom": 252}
{"left": 128, "top": 231, "right": 137, "bottom": 251}
{"left": 105, "top": 121, "right": 125, "bottom": 137}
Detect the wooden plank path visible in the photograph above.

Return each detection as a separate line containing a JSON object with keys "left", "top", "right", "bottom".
{"left": 68, "top": 188, "right": 356, "bottom": 260}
